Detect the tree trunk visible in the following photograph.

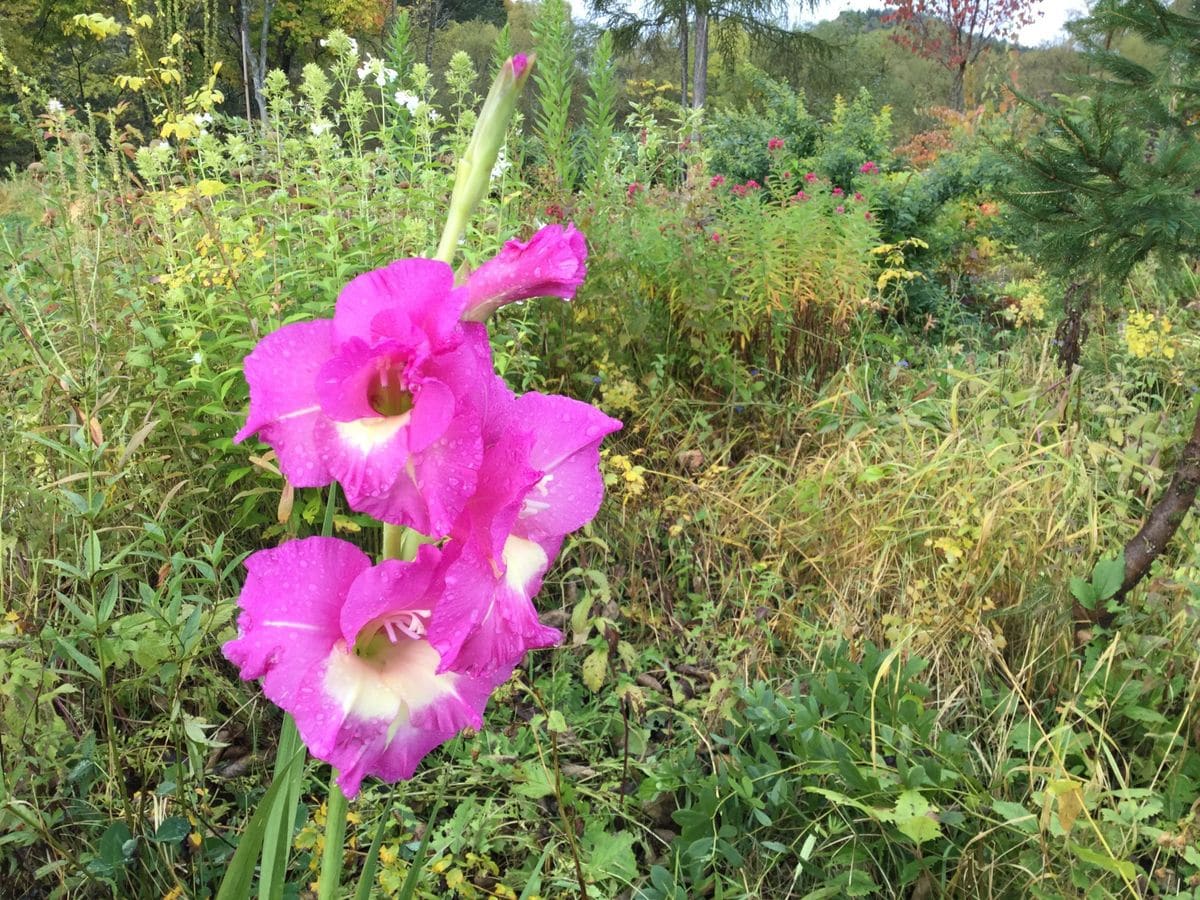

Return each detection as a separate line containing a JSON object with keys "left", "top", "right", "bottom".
{"left": 239, "top": 0, "right": 273, "bottom": 123}
{"left": 1087, "top": 402, "right": 1200, "bottom": 627}
{"left": 679, "top": 11, "right": 689, "bottom": 109}
{"left": 951, "top": 61, "right": 966, "bottom": 111}
{"left": 424, "top": 0, "right": 442, "bottom": 68}
{"left": 692, "top": 11, "right": 708, "bottom": 111}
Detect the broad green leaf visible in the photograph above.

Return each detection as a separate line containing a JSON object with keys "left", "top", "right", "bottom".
{"left": 1067, "top": 842, "right": 1137, "bottom": 880}
{"left": 1091, "top": 556, "right": 1125, "bottom": 601}
{"left": 992, "top": 799, "right": 1037, "bottom": 834}
{"left": 892, "top": 789, "right": 941, "bottom": 845}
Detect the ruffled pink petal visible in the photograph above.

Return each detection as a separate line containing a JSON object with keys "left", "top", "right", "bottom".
{"left": 407, "top": 379, "right": 454, "bottom": 453}
{"left": 334, "top": 258, "right": 467, "bottom": 349}
{"left": 430, "top": 537, "right": 561, "bottom": 676}
{"left": 313, "top": 410, "right": 412, "bottom": 502}
{"left": 222, "top": 537, "right": 370, "bottom": 710}
{"left": 329, "top": 663, "right": 507, "bottom": 797}
{"left": 234, "top": 320, "right": 335, "bottom": 487}
{"left": 463, "top": 224, "right": 588, "bottom": 322}
{"left": 512, "top": 392, "right": 623, "bottom": 540}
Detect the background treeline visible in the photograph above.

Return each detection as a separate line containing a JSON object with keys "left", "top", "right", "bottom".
{"left": 1, "top": 0, "right": 1092, "bottom": 170}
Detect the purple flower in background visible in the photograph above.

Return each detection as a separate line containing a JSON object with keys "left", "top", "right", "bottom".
{"left": 462, "top": 224, "right": 587, "bottom": 322}
{"left": 235, "top": 258, "right": 491, "bottom": 536}
{"left": 223, "top": 537, "right": 509, "bottom": 798}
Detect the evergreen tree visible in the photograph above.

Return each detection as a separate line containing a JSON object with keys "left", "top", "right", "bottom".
{"left": 1005, "top": 0, "right": 1200, "bottom": 621}
{"left": 1006, "top": 0, "right": 1200, "bottom": 285}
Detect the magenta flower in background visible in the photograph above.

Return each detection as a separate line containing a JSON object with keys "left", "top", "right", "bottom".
{"left": 832, "top": 187, "right": 845, "bottom": 198}
{"left": 235, "top": 258, "right": 491, "bottom": 536}
{"left": 429, "top": 389, "right": 622, "bottom": 676}
{"left": 767, "top": 136, "right": 784, "bottom": 151}
{"left": 223, "top": 537, "right": 509, "bottom": 797}
{"left": 793, "top": 190, "right": 809, "bottom": 203}
{"left": 836, "top": 205, "right": 846, "bottom": 214}
{"left": 860, "top": 161, "right": 879, "bottom": 175}
{"left": 462, "top": 224, "right": 587, "bottom": 322}
{"left": 627, "top": 182, "right": 642, "bottom": 199}
{"left": 804, "top": 172, "right": 818, "bottom": 184}
{"left": 854, "top": 192, "right": 865, "bottom": 202}
{"left": 709, "top": 174, "right": 726, "bottom": 188}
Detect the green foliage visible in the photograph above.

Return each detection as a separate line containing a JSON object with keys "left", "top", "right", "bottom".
{"left": 532, "top": 0, "right": 576, "bottom": 192}
{"left": 1005, "top": 0, "right": 1200, "bottom": 290}
{"left": 706, "top": 65, "right": 818, "bottom": 183}
{"left": 581, "top": 30, "right": 618, "bottom": 187}
{"left": 5, "top": 16, "right": 1200, "bottom": 900}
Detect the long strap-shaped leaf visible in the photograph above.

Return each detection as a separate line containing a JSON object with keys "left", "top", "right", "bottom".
{"left": 215, "top": 746, "right": 305, "bottom": 900}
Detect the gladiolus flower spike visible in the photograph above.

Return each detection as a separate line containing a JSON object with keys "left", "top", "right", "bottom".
{"left": 229, "top": 235, "right": 620, "bottom": 797}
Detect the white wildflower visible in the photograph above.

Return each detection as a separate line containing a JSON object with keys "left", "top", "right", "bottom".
{"left": 358, "top": 56, "right": 398, "bottom": 87}
{"left": 310, "top": 119, "right": 333, "bottom": 137}
{"left": 46, "top": 98, "right": 64, "bottom": 115}
{"left": 491, "top": 145, "right": 510, "bottom": 180}
{"left": 393, "top": 90, "right": 420, "bottom": 113}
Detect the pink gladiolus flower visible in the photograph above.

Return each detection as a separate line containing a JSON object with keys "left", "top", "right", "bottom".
{"left": 832, "top": 187, "right": 845, "bottom": 198}
{"left": 746, "top": 179, "right": 761, "bottom": 190}
{"left": 859, "top": 161, "right": 879, "bottom": 175}
{"left": 709, "top": 174, "right": 726, "bottom": 188}
{"left": 767, "top": 137, "right": 784, "bottom": 151}
{"left": 510, "top": 53, "right": 530, "bottom": 80}
{"left": 223, "top": 537, "right": 510, "bottom": 797}
{"left": 804, "top": 172, "right": 818, "bottom": 183}
{"left": 234, "top": 258, "right": 491, "bottom": 536}
{"left": 462, "top": 224, "right": 587, "bottom": 322}
{"left": 429, "top": 389, "right": 621, "bottom": 675}
{"left": 731, "top": 184, "right": 748, "bottom": 198}
{"left": 793, "top": 190, "right": 809, "bottom": 202}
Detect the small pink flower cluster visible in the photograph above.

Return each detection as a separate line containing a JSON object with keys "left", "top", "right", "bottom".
{"left": 225, "top": 224, "right": 621, "bottom": 796}
{"left": 767, "top": 136, "right": 785, "bottom": 151}
{"left": 730, "top": 179, "right": 761, "bottom": 197}
{"left": 709, "top": 174, "right": 726, "bottom": 189}
{"left": 859, "top": 160, "right": 879, "bottom": 175}
{"left": 627, "top": 182, "right": 643, "bottom": 199}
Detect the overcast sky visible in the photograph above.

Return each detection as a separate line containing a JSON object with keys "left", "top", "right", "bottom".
{"left": 569, "top": 2, "right": 1091, "bottom": 48}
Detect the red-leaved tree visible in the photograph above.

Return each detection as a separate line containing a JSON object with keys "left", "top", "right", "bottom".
{"left": 885, "top": 0, "right": 1044, "bottom": 109}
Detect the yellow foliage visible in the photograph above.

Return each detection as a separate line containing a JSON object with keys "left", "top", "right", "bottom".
{"left": 1124, "top": 310, "right": 1177, "bottom": 360}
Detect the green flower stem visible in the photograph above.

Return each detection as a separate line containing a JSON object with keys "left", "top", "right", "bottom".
{"left": 381, "top": 522, "right": 408, "bottom": 561}
{"left": 382, "top": 523, "right": 430, "bottom": 562}
{"left": 317, "top": 777, "right": 349, "bottom": 900}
